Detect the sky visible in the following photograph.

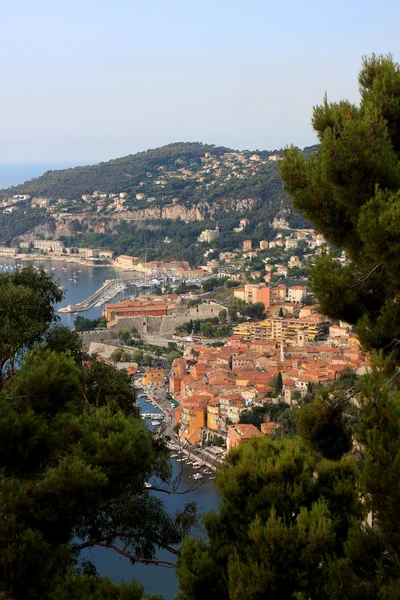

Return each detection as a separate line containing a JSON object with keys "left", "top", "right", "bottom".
{"left": 2, "top": 0, "right": 400, "bottom": 164}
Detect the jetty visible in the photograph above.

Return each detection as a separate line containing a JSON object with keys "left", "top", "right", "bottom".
{"left": 57, "top": 276, "right": 158, "bottom": 314}
{"left": 141, "top": 413, "right": 165, "bottom": 419}
{"left": 58, "top": 279, "right": 124, "bottom": 313}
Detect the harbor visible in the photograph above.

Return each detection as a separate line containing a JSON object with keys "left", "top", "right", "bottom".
{"left": 138, "top": 385, "right": 222, "bottom": 473}
{"left": 57, "top": 276, "right": 162, "bottom": 313}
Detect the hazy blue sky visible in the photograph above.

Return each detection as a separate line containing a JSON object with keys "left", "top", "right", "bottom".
{"left": 2, "top": 0, "right": 400, "bottom": 163}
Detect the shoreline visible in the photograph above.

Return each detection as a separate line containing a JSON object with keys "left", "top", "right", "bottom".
{"left": 0, "top": 253, "right": 141, "bottom": 273}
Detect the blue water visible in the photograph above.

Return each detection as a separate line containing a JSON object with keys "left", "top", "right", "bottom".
{"left": 0, "top": 257, "right": 125, "bottom": 327}
{"left": 0, "top": 162, "right": 92, "bottom": 189}
{"left": 0, "top": 257, "right": 221, "bottom": 599}
{"left": 82, "top": 394, "right": 221, "bottom": 599}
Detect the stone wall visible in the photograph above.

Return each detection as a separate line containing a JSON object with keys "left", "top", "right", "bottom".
{"left": 108, "top": 301, "right": 226, "bottom": 336}
{"left": 80, "top": 328, "right": 118, "bottom": 351}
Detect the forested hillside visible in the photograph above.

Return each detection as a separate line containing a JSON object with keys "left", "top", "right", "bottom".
{"left": 0, "top": 142, "right": 315, "bottom": 257}
{"left": 1, "top": 143, "right": 232, "bottom": 198}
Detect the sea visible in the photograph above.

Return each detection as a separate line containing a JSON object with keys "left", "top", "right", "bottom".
{"left": 0, "top": 162, "right": 91, "bottom": 190}
{"left": 0, "top": 256, "right": 221, "bottom": 599}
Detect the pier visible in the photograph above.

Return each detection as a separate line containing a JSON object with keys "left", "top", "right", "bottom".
{"left": 58, "top": 279, "right": 123, "bottom": 313}
{"left": 57, "top": 276, "right": 158, "bottom": 314}
{"left": 142, "top": 412, "right": 165, "bottom": 419}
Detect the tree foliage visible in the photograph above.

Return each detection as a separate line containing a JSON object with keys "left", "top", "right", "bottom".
{"left": 178, "top": 55, "right": 400, "bottom": 600}
{"left": 0, "top": 268, "right": 196, "bottom": 598}
{"left": 280, "top": 54, "right": 400, "bottom": 354}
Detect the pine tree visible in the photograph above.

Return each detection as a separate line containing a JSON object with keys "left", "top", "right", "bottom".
{"left": 280, "top": 54, "right": 400, "bottom": 356}
{"left": 0, "top": 268, "right": 195, "bottom": 598}
{"left": 275, "top": 371, "right": 283, "bottom": 394}
{"left": 177, "top": 55, "right": 400, "bottom": 600}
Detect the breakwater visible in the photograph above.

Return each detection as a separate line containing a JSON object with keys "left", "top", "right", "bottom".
{"left": 58, "top": 279, "right": 124, "bottom": 313}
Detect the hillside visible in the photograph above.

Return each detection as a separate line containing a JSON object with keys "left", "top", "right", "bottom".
{"left": 0, "top": 142, "right": 316, "bottom": 262}
{"left": 1, "top": 143, "right": 232, "bottom": 198}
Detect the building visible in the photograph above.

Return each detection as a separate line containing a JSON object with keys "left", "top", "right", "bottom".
{"left": 227, "top": 423, "right": 264, "bottom": 450}
{"left": 243, "top": 284, "right": 271, "bottom": 310}
{"left": 115, "top": 255, "right": 134, "bottom": 268}
{"left": 0, "top": 246, "right": 17, "bottom": 256}
{"left": 179, "top": 396, "right": 208, "bottom": 445}
{"left": 232, "top": 321, "right": 268, "bottom": 341}
{"left": 169, "top": 358, "right": 187, "bottom": 394}
{"left": 287, "top": 285, "right": 307, "bottom": 303}
{"left": 260, "top": 315, "right": 325, "bottom": 343}
{"left": 261, "top": 422, "right": 277, "bottom": 435}
{"left": 260, "top": 240, "right": 269, "bottom": 250}
{"left": 33, "top": 240, "right": 64, "bottom": 252}
{"left": 198, "top": 226, "right": 220, "bottom": 243}
{"left": 233, "top": 287, "right": 245, "bottom": 301}
{"left": 142, "top": 369, "right": 164, "bottom": 388}
{"left": 270, "top": 284, "right": 287, "bottom": 304}
{"left": 104, "top": 299, "right": 168, "bottom": 324}
{"left": 285, "top": 238, "right": 298, "bottom": 250}
{"left": 243, "top": 239, "right": 252, "bottom": 251}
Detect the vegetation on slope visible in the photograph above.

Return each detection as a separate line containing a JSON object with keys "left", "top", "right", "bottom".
{"left": 1, "top": 143, "right": 232, "bottom": 198}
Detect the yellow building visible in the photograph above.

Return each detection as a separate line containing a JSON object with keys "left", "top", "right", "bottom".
{"left": 260, "top": 317, "right": 323, "bottom": 343}
{"left": 207, "top": 403, "right": 221, "bottom": 431}
{"left": 232, "top": 321, "right": 269, "bottom": 340}
{"left": 115, "top": 255, "right": 134, "bottom": 268}
{"left": 142, "top": 369, "right": 164, "bottom": 388}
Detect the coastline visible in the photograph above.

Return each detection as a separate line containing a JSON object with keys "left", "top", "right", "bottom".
{"left": 5, "top": 253, "right": 138, "bottom": 272}
{"left": 139, "top": 385, "right": 221, "bottom": 472}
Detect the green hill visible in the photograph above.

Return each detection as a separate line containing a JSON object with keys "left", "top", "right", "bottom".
{"left": 1, "top": 143, "right": 232, "bottom": 198}
{"left": 0, "top": 142, "right": 314, "bottom": 262}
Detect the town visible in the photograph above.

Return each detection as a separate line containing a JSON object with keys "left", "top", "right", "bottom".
{"left": 80, "top": 248, "right": 368, "bottom": 461}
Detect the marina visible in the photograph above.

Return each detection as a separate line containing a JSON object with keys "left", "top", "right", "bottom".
{"left": 58, "top": 278, "right": 126, "bottom": 313}
{"left": 57, "top": 276, "right": 160, "bottom": 313}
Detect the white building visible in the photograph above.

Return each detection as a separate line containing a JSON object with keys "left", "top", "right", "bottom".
{"left": 33, "top": 240, "right": 65, "bottom": 252}
{"left": 286, "top": 285, "right": 307, "bottom": 303}
{"left": 198, "top": 226, "right": 219, "bottom": 243}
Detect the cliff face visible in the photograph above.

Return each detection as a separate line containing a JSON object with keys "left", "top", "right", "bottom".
{"left": 116, "top": 197, "right": 257, "bottom": 223}
{"left": 17, "top": 197, "right": 259, "bottom": 241}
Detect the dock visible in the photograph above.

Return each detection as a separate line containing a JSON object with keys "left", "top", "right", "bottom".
{"left": 58, "top": 279, "right": 124, "bottom": 313}
{"left": 57, "top": 276, "right": 159, "bottom": 314}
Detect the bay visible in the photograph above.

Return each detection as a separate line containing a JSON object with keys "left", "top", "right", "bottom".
{"left": 0, "top": 256, "right": 221, "bottom": 599}
{"left": 0, "top": 161, "right": 91, "bottom": 189}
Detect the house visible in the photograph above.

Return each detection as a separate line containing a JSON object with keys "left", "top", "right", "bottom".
{"left": 243, "top": 239, "right": 252, "bottom": 251}
{"left": 260, "top": 422, "right": 277, "bottom": 435}
{"left": 227, "top": 423, "right": 264, "bottom": 450}
{"left": 198, "top": 226, "right": 220, "bottom": 243}
{"left": 287, "top": 285, "right": 307, "bottom": 303}
{"left": 179, "top": 396, "right": 208, "bottom": 445}
{"left": 142, "top": 369, "right": 164, "bottom": 388}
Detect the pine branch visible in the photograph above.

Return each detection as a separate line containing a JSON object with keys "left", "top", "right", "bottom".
{"left": 72, "top": 540, "right": 177, "bottom": 567}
